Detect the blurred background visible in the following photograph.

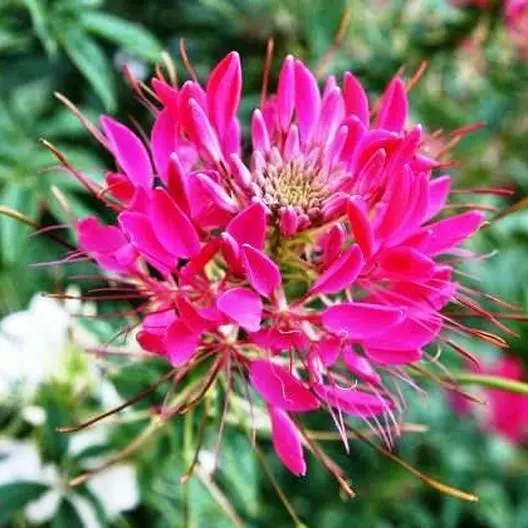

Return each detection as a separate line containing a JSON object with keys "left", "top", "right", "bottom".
{"left": 0, "top": 0, "right": 527, "bottom": 526}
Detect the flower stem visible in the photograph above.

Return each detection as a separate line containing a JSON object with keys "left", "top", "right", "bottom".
{"left": 451, "top": 373, "right": 528, "bottom": 395}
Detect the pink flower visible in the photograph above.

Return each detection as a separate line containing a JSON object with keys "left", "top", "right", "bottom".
{"left": 484, "top": 356, "right": 528, "bottom": 444}
{"left": 51, "top": 51, "right": 494, "bottom": 482}
{"left": 505, "top": 0, "right": 528, "bottom": 58}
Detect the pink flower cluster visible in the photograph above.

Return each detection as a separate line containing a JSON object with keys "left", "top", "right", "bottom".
{"left": 453, "top": 0, "right": 528, "bottom": 58}
{"left": 452, "top": 355, "right": 528, "bottom": 444}
{"left": 72, "top": 52, "right": 485, "bottom": 476}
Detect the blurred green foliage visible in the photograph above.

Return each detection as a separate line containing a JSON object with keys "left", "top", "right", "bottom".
{"left": 0, "top": 0, "right": 527, "bottom": 527}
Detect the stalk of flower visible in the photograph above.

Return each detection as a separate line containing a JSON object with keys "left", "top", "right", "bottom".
{"left": 38, "top": 46, "right": 527, "bottom": 502}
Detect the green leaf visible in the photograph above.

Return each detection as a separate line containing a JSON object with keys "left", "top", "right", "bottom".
{"left": 0, "top": 185, "right": 39, "bottom": 264}
{"left": 0, "top": 482, "right": 50, "bottom": 523}
{"left": 22, "top": 0, "right": 58, "bottom": 56}
{"left": 81, "top": 12, "right": 162, "bottom": 62}
{"left": 58, "top": 27, "right": 115, "bottom": 111}
{"left": 52, "top": 498, "right": 86, "bottom": 528}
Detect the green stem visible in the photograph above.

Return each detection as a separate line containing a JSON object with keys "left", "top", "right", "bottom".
{"left": 451, "top": 373, "right": 528, "bottom": 395}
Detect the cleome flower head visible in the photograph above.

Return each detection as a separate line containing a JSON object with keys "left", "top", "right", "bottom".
{"left": 48, "top": 50, "right": 506, "bottom": 492}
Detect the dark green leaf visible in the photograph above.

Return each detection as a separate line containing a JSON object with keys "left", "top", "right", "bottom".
{"left": 0, "top": 482, "right": 50, "bottom": 523}
{"left": 59, "top": 27, "right": 115, "bottom": 111}
{"left": 22, "top": 0, "right": 57, "bottom": 56}
{"left": 52, "top": 498, "right": 85, "bottom": 528}
{"left": 81, "top": 12, "right": 162, "bottom": 62}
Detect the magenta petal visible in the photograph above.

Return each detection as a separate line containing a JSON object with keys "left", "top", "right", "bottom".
{"left": 226, "top": 201, "right": 267, "bottom": 249}
{"left": 188, "top": 99, "right": 223, "bottom": 162}
{"left": 322, "top": 302, "right": 406, "bottom": 339}
{"left": 165, "top": 319, "right": 199, "bottom": 366}
{"left": 241, "top": 244, "right": 281, "bottom": 298}
{"left": 365, "top": 347, "right": 423, "bottom": 365}
{"left": 375, "top": 76, "right": 408, "bottom": 132}
{"left": 119, "top": 212, "right": 174, "bottom": 271}
{"left": 310, "top": 244, "right": 363, "bottom": 295}
{"left": 251, "top": 109, "right": 271, "bottom": 152}
{"left": 277, "top": 55, "right": 295, "bottom": 130}
{"left": 316, "top": 336, "right": 342, "bottom": 367}
{"left": 77, "top": 217, "right": 127, "bottom": 253}
{"left": 315, "top": 384, "right": 392, "bottom": 417}
{"left": 379, "top": 246, "right": 435, "bottom": 279}
{"left": 424, "top": 211, "right": 485, "bottom": 256}
{"left": 194, "top": 173, "right": 239, "bottom": 214}
{"left": 151, "top": 109, "right": 176, "bottom": 182}
{"left": 347, "top": 198, "right": 375, "bottom": 258}
{"left": 101, "top": 116, "right": 153, "bottom": 189}
{"left": 365, "top": 316, "right": 442, "bottom": 350}
{"left": 217, "top": 287, "right": 262, "bottom": 331}
{"left": 206, "top": 52, "right": 242, "bottom": 138}
{"left": 425, "top": 175, "right": 451, "bottom": 221}
{"left": 166, "top": 154, "right": 191, "bottom": 215}
{"left": 269, "top": 406, "right": 306, "bottom": 476}
{"left": 343, "top": 346, "right": 381, "bottom": 385}
{"left": 250, "top": 360, "right": 320, "bottom": 412}
{"left": 294, "top": 59, "right": 321, "bottom": 143}
{"left": 151, "top": 188, "right": 200, "bottom": 258}
{"left": 343, "top": 71, "right": 369, "bottom": 125}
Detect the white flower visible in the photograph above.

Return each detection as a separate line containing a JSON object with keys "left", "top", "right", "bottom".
{"left": 0, "top": 294, "right": 70, "bottom": 398}
{"left": 0, "top": 439, "right": 139, "bottom": 527}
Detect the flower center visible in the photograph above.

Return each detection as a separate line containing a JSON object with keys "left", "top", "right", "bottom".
{"left": 256, "top": 159, "right": 330, "bottom": 215}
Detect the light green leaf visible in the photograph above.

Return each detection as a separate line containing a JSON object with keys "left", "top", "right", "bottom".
{"left": 81, "top": 12, "right": 162, "bottom": 62}
{"left": 0, "top": 185, "right": 39, "bottom": 264}
{"left": 59, "top": 27, "right": 116, "bottom": 111}
{"left": 0, "top": 482, "right": 50, "bottom": 523}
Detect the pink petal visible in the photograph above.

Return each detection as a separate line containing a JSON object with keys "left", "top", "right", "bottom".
{"left": 152, "top": 79, "right": 180, "bottom": 117}
{"left": 194, "top": 173, "right": 239, "bottom": 214}
{"left": 241, "top": 244, "right": 281, "bottom": 298}
{"left": 375, "top": 76, "right": 408, "bottom": 132}
{"left": 310, "top": 244, "right": 363, "bottom": 295}
{"left": 269, "top": 406, "right": 306, "bottom": 476}
{"left": 425, "top": 175, "right": 451, "bottom": 221}
{"left": 249, "top": 360, "right": 320, "bottom": 412}
{"left": 322, "top": 302, "right": 406, "bottom": 340}
{"left": 166, "top": 154, "right": 191, "bottom": 215}
{"left": 316, "top": 336, "right": 342, "bottom": 367}
{"left": 321, "top": 223, "right": 345, "bottom": 267}
{"left": 105, "top": 172, "right": 135, "bottom": 203}
{"left": 226, "top": 201, "right": 267, "bottom": 249}
{"left": 151, "top": 188, "right": 200, "bottom": 258}
{"left": 379, "top": 246, "right": 434, "bottom": 279}
{"left": 343, "top": 72, "right": 369, "bottom": 125}
{"left": 151, "top": 109, "right": 177, "bottom": 182}
{"left": 294, "top": 60, "right": 321, "bottom": 143}
{"left": 346, "top": 198, "right": 375, "bottom": 258}
{"left": 206, "top": 52, "right": 242, "bottom": 138}
{"left": 101, "top": 116, "right": 153, "bottom": 189}
{"left": 77, "top": 217, "right": 127, "bottom": 253}
{"left": 251, "top": 327, "right": 307, "bottom": 353}
{"left": 343, "top": 346, "right": 381, "bottom": 385}
{"left": 424, "top": 211, "right": 485, "bottom": 256}
{"left": 279, "top": 206, "right": 299, "bottom": 237}
{"left": 188, "top": 98, "right": 223, "bottom": 162}
{"left": 365, "top": 347, "right": 423, "bottom": 365}
{"left": 165, "top": 319, "right": 199, "bottom": 366}
{"left": 314, "top": 384, "right": 392, "bottom": 417}
{"left": 251, "top": 109, "right": 271, "bottom": 152}
{"left": 277, "top": 55, "right": 295, "bottom": 131}
{"left": 364, "top": 316, "right": 442, "bottom": 350}
{"left": 216, "top": 287, "right": 262, "bottom": 331}
{"left": 119, "top": 212, "right": 174, "bottom": 271}
{"left": 229, "top": 153, "right": 252, "bottom": 189}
